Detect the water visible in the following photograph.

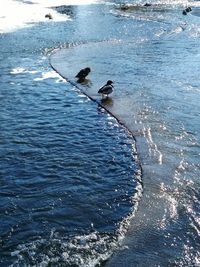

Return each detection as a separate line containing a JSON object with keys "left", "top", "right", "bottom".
{"left": 0, "top": 0, "right": 200, "bottom": 266}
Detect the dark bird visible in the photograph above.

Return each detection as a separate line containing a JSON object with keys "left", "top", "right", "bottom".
{"left": 98, "top": 80, "right": 114, "bottom": 98}
{"left": 144, "top": 3, "right": 152, "bottom": 7}
{"left": 182, "top": 6, "right": 192, "bottom": 15}
{"left": 45, "top": 13, "right": 53, "bottom": 19}
{"left": 182, "top": 10, "right": 187, "bottom": 15}
{"left": 186, "top": 6, "right": 192, "bottom": 12}
{"left": 75, "top": 67, "right": 91, "bottom": 83}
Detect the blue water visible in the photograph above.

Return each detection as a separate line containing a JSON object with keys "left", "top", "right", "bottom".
{"left": 0, "top": 0, "right": 200, "bottom": 266}
{"left": 0, "top": 2, "right": 142, "bottom": 266}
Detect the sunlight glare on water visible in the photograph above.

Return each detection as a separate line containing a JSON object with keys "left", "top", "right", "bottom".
{"left": 1, "top": 0, "right": 200, "bottom": 266}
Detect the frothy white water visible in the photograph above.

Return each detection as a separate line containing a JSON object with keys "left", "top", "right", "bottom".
{"left": 0, "top": 0, "right": 103, "bottom": 33}
{"left": 10, "top": 67, "right": 39, "bottom": 74}
{"left": 33, "top": 70, "right": 66, "bottom": 82}
{"left": 31, "top": 0, "right": 103, "bottom": 6}
{"left": 10, "top": 66, "right": 66, "bottom": 82}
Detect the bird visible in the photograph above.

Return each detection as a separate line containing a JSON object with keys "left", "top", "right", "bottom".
{"left": 143, "top": 3, "right": 152, "bottom": 7}
{"left": 182, "top": 10, "right": 187, "bottom": 15}
{"left": 75, "top": 67, "right": 91, "bottom": 83}
{"left": 185, "top": 6, "right": 192, "bottom": 12}
{"left": 182, "top": 6, "right": 192, "bottom": 15}
{"left": 45, "top": 13, "right": 53, "bottom": 19}
{"left": 98, "top": 80, "right": 114, "bottom": 98}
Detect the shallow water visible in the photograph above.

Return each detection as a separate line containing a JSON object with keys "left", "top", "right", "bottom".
{"left": 0, "top": 0, "right": 200, "bottom": 266}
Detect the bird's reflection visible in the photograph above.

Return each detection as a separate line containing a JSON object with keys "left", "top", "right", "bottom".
{"left": 77, "top": 78, "right": 92, "bottom": 87}
{"left": 97, "top": 97, "right": 114, "bottom": 116}
{"left": 100, "top": 96, "right": 113, "bottom": 107}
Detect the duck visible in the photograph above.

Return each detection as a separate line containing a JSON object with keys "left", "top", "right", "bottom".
{"left": 75, "top": 67, "right": 91, "bottom": 83}
{"left": 186, "top": 6, "right": 192, "bottom": 12}
{"left": 98, "top": 80, "right": 114, "bottom": 98}
{"left": 143, "top": 3, "right": 152, "bottom": 7}
{"left": 45, "top": 13, "right": 53, "bottom": 19}
{"left": 182, "top": 10, "right": 187, "bottom": 15}
{"left": 182, "top": 6, "right": 192, "bottom": 15}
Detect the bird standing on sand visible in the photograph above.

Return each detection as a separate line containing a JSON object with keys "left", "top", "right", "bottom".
{"left": 75, "top": 67, "right": 91, "bottom": 83}
{"left": 98, "top": 80, "right": 114, "bottom": 98}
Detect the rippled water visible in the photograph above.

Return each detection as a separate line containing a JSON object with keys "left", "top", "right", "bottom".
{"left": 0, "top": 53, "right": 142, "bottom": 266}
{"left": 1, "top": 0, "right": 200, "bottom": 266}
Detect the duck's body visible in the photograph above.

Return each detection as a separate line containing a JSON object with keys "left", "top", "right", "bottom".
{"left": 186, "top": 6, "right": 192, "bottom": 12}
{"left": 75, "top": 67, "right": 91, "bottom": 82}
{"left": 182, "top": 6, "right": 192, "bottom": 15}
{"left": 98, "top": 80, "right": 114, "bottom": 97}
{"left": 45, "top": 13, "right": 53, "bottom": 19}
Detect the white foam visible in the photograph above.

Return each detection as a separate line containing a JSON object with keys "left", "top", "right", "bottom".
{"left": 0, "top": 0, "right": 96, "bottom": 33}
{"left": 0, "top": 0, "right": 72, "bottom": 33}
{"left": 34, "top": 70, "right": 66, "bottom": 82}
{"left": 10, "top": 67, "right": 39, "bottom": 74}
{"left": 10, "top": 67, "right": 65, "bottom": 83}
{"left": 31, "top": 0, "right": 103, "bottom": 7}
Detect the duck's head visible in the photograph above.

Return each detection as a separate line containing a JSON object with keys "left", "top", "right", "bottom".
{"left": 106, "top": 80, "right": 113, "bottom": 85}
{"left": 85, "top": 67, "right": 91, "bottom": 73}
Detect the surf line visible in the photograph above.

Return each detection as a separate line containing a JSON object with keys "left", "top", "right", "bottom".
{"left": 49, "top": 55, "right": 143, "bottom": 188}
